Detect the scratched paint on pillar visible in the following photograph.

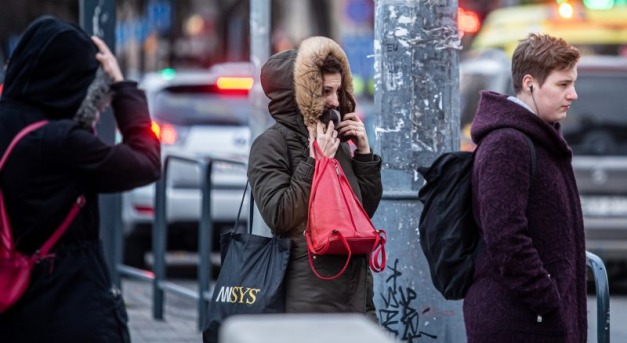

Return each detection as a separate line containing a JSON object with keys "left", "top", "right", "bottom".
{"left": 379, "top": 259, "right": 437, "bottom": 341}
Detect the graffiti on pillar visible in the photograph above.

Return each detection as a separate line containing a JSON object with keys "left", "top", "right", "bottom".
{"left": 379, "top": 259, "right": 437, "bottom": 341}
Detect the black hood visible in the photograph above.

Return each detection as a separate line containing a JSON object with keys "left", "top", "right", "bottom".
{"left": 1, "top": 16, "right": 99, "bottom": 119}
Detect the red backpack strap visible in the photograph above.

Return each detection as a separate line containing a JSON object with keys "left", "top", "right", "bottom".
{"left": 0, "top": 120, "right": 49, "bottom": 171}
{"left": 0, "top": 120, "right": 85, "bottom": 257}
{"left": 0, "top": 121, "right": 49, "bottom": 254}
{"left": 38, "top": 195, "right": 86, "bottom": 256}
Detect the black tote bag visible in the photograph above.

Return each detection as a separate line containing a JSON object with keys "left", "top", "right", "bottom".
{"left": 202, "top": 184, "right": 291, "bottom": 343}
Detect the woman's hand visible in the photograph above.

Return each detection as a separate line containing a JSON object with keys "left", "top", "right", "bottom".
{"left": 308, "top": 121, "right": 340, "bottom": 159}
{"left": 91, "top": 36, "right": 124, "bottom": 83}
{"left": 335, "top": 112, "right": 371, "bottom": 154}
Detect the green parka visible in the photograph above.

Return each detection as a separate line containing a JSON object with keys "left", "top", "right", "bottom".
{"left": 248, "top": 37, "right": 383, "bottom": 318}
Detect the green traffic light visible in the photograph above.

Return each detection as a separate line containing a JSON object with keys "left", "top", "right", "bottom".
{"left": 583, "top": 0, "right": 614, "bottom": 9}
{"left": 160, "top": 68, "right": 176, "bottom": 80}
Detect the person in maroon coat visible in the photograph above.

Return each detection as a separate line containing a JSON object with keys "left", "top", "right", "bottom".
{"left": 464, "top": 33, "right": 586, "bottom": 342}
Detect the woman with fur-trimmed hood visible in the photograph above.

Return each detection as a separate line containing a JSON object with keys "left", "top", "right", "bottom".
{"left": 248, "top": 36, "right": 383, "bottom": 318}
{"left": 0, "top": 16, "right": 160, "bottom": 341}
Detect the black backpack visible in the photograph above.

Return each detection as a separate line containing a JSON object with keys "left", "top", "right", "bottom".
{"left": 417, "top": 131, "right": 535, "bottom": 300}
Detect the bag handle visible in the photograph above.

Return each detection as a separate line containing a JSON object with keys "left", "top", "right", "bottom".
{"left": 37, "top": 195, "right": 86, "bottom": 257}
{"left": 233, "top": 181, "right": 251, "bottom": 234}
{"left": 305, "top": 230, "right": 352, "bottom": 280}
{"left": 0, "top": 193, "right": 12, "bottom": 255}
{"left": 369, "top": 230, "right": 388, "bottom": 272}
{"left": 0, "top": 121, "right": 48, "bottom": 171}
{"left": 311, "top": 140, "right": 326, "bottom": 161}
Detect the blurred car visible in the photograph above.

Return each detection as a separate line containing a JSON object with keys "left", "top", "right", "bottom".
{"left": 472, "top": 4, "right": 627, "bottom": 57}
{"left": 564, "top": 56, "right": 627, "bottom": 275}
{"left": 561, "top": 56, "right": 627, "bottom": 155}
{"left": 122, "top": 63, "right": 252, "bottom": 268}
{"left": 459, "top": 49, "right": 513, "bottom": 151}
{"left": 460, "top": 52, "right": 627, "bottom": 276}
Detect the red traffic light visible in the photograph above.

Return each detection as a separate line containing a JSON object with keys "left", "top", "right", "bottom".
{"left": 458, "top": 7, "right": 481, "bottom": 35}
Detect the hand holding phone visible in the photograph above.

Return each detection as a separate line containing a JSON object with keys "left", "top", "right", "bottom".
{"left": 335, "top": 112, "right": 371, "bottom": 154}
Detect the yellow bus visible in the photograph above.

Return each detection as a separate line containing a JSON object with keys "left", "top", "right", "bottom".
{"left": 472, "top": 4, "right": 627, "bottom": 57}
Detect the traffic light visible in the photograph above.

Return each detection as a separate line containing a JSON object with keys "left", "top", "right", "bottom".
{"left": 458, "top": 7, "right": 481, "bottom": 35}
{"left": 583, "top": 0, "right": 615, "bottom": 9}
{"left": 554, "top": 0, "right": 585, "bottom": 19}
{"left": 558, "top": 1, "right": 576, "bottom": 18}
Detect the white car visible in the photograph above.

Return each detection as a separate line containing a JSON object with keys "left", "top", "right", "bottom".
{"left": 123, "top": 63, "right": 252, "bottom": 268}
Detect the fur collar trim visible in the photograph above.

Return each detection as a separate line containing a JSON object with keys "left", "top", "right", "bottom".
{"left": 294, "top": 36, "right": 355, "bottom": 127}
{"left": 74, "top": 67, "right": 112, "bottom": 129}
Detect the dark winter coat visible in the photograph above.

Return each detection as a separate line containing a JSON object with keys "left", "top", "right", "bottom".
{"left": 0, "top": 16, "right": 161, "bottom": 342}
{"left": 464, "top": 91, "right": 587, "bottom": 342}
{"left": 248, "top": 37, "right": 383, "bottom": 318}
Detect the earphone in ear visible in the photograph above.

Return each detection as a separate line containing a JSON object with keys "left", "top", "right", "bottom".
{"left": 528, "top": 84, "right": 534, "bottom": 93}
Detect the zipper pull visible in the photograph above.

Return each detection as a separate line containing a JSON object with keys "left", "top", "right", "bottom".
{"left": 537, "top": 315, "right": 543, "bottom": 323}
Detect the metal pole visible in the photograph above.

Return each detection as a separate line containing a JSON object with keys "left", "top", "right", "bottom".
{"left": 198, "top": 161, "right": 213, "bottom": 331}
{"left": 79, "top": 0, "right": 120, "bottom": 286}
{"left": 249, "top": 0, "right": 273, "bottom": 237}
{"left": 372, "top": 0, "right": 464, "bottom": 341}
{"left": 152, "top": 165, "right": 167, "bottom": 320}
{"left": 249, "top": 0, "right": 272, "bottom": 139}
{"left": 586, "top": 251, "right": 610, "bottom": 343}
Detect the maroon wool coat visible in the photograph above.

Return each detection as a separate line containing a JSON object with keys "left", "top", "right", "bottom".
{"left": 464, "top": 91, "right": 587, "bottom": 342}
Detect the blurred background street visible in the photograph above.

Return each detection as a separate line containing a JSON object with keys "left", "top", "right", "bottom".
{"left": 2, "top": 0, "right": 627, "bottom": 341}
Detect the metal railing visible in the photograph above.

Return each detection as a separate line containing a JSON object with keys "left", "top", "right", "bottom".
{"left": 586, "top": 251, "right": 610, "bottom": 343}
{"left": 111, "top": 172, "right": 610, "bottom": 336}
{"left": 114, "top": 154, "right": 246, "bottom": 330}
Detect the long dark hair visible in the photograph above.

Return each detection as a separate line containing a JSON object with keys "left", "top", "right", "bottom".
{"left": 320, "top": 54, "right": 355, "bottom": 115}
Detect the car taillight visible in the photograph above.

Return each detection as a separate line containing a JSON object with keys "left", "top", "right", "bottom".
{"left": 216, "top": 77, "right": 254, "bottom": 91}
{"left": 151, "top": 121, "right": 161, "bottom": 138}
{"left": 133, "top": 205, "right": 154, "bottom": 215}
{"left": 151, "top": 120, "right": 178, "bottom": 145}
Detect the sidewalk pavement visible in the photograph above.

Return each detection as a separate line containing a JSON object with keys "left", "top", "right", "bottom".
{"left": 122, "top": 278, "right": 202, "bottom": 343}
{"left": 121, "top": 276, "right": 620, "bottom": 343}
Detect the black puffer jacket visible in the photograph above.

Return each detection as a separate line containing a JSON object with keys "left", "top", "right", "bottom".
{"left": 248, "top": 37, "right": 382, "bottom": 318}
{"left": 0, "top": 16, "right": 160, "bottom": 342}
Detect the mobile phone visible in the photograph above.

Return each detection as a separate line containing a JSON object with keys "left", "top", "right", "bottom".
{"left": 320, "top": 109, "right": 340, "bottom": 127}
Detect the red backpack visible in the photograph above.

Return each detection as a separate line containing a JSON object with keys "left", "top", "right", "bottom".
{"left": 0, "top": 120, "right": 85, "bottom": 313}
{"left": 305, "top": 141, "right": 387, "bottom": 280}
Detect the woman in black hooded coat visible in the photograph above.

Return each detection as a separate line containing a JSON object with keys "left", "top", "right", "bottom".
{"left": 0, "top": 16, "right": 160, "bottom": 342}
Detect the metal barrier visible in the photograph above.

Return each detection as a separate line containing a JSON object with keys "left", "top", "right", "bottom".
{"left": 112, "top": 177, "right": 610, "bottom": 336}
{"left": 586, "top": 251, "right": 610, "bottom": 343}
{"left": 114, "top": 154, "right": 246, "bottom": 330}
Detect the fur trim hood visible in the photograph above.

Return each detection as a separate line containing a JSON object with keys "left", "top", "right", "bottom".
{"left": 74, "top": 67, "right": 112, "bottom": 129}
{"left": 261, "top": 36, "right": 355, "bottom": 133}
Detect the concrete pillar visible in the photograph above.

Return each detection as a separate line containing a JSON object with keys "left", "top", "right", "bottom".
{"left": 372, "top": 0, "right": 465, "bottom": 341}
